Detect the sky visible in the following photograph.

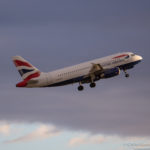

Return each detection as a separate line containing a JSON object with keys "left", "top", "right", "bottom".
{"left": 0, "top": 0, "right": 150, "bottom": 150}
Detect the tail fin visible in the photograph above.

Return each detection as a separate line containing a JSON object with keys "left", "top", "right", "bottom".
{"left": 12, "top": 56, "right": 41, "bottom": 87}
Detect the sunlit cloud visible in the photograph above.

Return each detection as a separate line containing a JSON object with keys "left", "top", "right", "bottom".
{"left": 68, "top": 134, "right": 106, "bottom": 147}
{"left": 4, "top": 125, "right": 61, "bottom": 143}
{"left": 68, "top": 133, "right": 150, "bottom": 148}
{"left": 0, "top": 123, "right": 11, "bottom": 136}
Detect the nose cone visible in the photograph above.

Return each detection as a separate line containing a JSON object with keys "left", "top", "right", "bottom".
{"left": 137, "top": 55, "right": 143, "bottom": 61}
{"left": 132, "top": 54, "right": 143, "bottom": 63}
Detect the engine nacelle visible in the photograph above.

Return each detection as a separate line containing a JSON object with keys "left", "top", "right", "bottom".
{"left": 100, "top": 67, "right": 120, "bottom": 78}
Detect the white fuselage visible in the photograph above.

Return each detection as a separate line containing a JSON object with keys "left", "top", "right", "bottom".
{"left": 27, "top": 52, "right": 142, "bottom": 88}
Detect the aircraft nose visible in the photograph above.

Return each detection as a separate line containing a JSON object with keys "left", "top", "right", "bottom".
{"left": 138, "top": 55, "right": 143, "bottom": 61}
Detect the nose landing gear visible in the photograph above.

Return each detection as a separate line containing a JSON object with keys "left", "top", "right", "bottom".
{"left": 123, "top": 69, "right": 129, "bottom": 78}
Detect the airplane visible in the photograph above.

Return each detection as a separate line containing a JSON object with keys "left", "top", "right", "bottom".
{"left": 12, "top": 52, "right": 143, "bottom": 91}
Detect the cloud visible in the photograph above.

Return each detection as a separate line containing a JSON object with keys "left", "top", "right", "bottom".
{"left": 124, "top": 143, "right": 150, "bottom": 150}
{"left": 5, "top": 125, "right": 61, "bottom": 143}
{"left": 68, "top": 134, "right": 150, "bottom": 148}
{"left": 0, "top": 123, "right": 11, "bottom": 136}
{"left": 68, "top": 134, "right": 106, "bottom": 147}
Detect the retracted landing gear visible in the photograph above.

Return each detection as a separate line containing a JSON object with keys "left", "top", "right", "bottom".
{"left": 78, "top": 82, "right": 84, "bottom": 91}
{"left": 123, "top": 69, "right": 129, "bottom": 78}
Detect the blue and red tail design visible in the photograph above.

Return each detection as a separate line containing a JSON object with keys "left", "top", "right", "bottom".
{"left": 12, "top": 56, "right": 41, "bottom": 87}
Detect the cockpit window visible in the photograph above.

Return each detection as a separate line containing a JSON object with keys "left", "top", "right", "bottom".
{"left": 131, "top": 54, "right": 135, "bottom": 56}
{"left": 125, "top": 55, "right": 129, "bottom": 59}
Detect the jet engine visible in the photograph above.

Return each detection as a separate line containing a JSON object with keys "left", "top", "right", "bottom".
{"left": 100, "top": 67, "right": 120, "bottom": 78}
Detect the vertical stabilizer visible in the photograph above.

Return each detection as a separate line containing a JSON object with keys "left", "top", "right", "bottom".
{"left": 12, "top": 56, "right": 41, "bottom": 87}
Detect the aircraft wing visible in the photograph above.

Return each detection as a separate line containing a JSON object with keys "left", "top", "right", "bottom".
{"left": 83, "top": 63, "right": 104, "bottom": 83}
{"left": 89, "top": 63, "right": 104, "bottom": 75}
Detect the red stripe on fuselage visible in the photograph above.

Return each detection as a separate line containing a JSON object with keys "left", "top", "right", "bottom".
{"left": 14, "top": 60, "right": 32, "bottom": 67}
{"left": 112, "top": 54, "right": 128, "bottom": 59}
{"left": 16, "top": 72, "right": 40, "bottom": 87}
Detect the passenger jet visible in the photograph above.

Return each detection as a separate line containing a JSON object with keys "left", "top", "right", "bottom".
{"left": 12, "top": 52, "right": 142, "bottom": 91}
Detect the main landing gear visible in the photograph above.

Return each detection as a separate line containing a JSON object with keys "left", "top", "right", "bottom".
{"left": 77, "top": 75, "right": 97, "bottom": 91}
{"left": 78, "top": 85, "right": 84, "bottom": 91}
{"left": 123, "top": 69, "right": 129, "bottom": 78}
{"left": 89, "top": 74, "right": 96, "bottom": 88}
{"left": 77, "top": 82, "right": 96, "bottom": 91}
{"left": 90, "top": 82, "right": 96, "bottom": 88}
{"left": 78, "top": 82, "right": 84, "bottom": 91}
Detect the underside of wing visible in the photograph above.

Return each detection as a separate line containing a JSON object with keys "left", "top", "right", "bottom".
{"left": 82, "top": 63, "right": 104, "bottom": 83}
{"left": 89, "top": 63, "right": 104, "bottom": 75}
{"left": 82, "top": 63, "right": 120, "bottom": 84}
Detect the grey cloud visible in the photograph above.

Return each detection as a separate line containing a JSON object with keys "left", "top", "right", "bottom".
{"left": 0, "top": 0, "right": 150, "bottom": 25}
